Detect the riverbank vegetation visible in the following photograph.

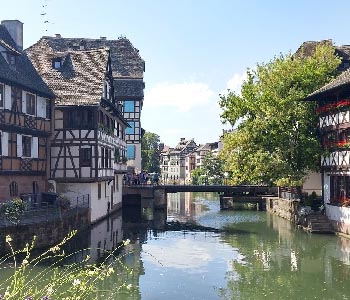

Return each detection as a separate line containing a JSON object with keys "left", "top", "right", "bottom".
{"left": 219, "top": 43, "right": 341, "bottom": 187}
{"left": 0, "top": 231, "right": 134, "bottom": 300}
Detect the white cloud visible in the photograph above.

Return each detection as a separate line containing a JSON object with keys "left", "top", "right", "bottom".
{"left": 144, "top": 82, "right": 214, "bottom": 112}
{"left": 220, "top": 72, "right": 247, "bottom": 96}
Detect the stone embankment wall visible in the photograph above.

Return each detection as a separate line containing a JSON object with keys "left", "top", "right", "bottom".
{"left": 0, "top": 207, "right": 90, "bottom": 254}
{"left": 265, "top": 197, "right": 299, "bottom": 221}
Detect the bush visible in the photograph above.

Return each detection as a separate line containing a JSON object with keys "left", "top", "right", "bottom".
{"left": 3, "top": 198, "right": 26, "bottom": 225}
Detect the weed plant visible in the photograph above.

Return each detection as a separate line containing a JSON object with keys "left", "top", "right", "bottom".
{"left": 0, "top": 230, "right": 135, "bottom": 300}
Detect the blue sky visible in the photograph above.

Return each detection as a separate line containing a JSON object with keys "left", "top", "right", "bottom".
{"left": 3, "top": 0, "right": 350, "bottom": 146}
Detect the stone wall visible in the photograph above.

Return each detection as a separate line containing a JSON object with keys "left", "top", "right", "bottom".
{"left": 265, "top": 197, "right": 299, "bottom": 221}
{"left": 0, "top": 207, "right": 90, "bottom": 254}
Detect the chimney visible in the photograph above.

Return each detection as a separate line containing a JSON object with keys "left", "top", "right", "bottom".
{"left": 1, "top": 20, "right": 23, "bottom": 50}
{"left": 100, "top": 36, "right": 107, "bottom": 40}
{"left": 180, "top": 138, "right": 185, "bottom": 141}
{"left": 55, "top": 33, "right": 61, "bottom": 38}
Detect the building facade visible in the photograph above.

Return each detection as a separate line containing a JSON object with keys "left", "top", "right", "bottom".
{"left": 166, "top": 138, "right": 197, "bottom": 184}
{"left": 29, "top": 35, "right": 145, "bottom": 174}
{"left": 306, "top": 67, "right": 350, "bottom": 234}
{"left": 0, "top": 20, "right": 54, "bottom": 202}
{"left": 26, "top": 40, "right": 128, "bottom": 222}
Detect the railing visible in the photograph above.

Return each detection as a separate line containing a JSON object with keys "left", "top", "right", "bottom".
{"left": 321, "top": 150, "right": 350, "bottom": 167}
{"left": 0, "top": 193, "right": 90, "bottom": 227}
{"left": 319, "top": 110, "right": 350, "bottom": 128}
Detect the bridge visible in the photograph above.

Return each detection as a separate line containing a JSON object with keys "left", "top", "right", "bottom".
{"left": 159, "top": 184, "right": 277, "bottom": 195}
{"left": 122, "top": 184, "right": 278, "bottom": 210}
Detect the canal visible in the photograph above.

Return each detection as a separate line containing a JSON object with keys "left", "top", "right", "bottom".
{"left": 2, "top": 192, "right": 350, "bottom": 299}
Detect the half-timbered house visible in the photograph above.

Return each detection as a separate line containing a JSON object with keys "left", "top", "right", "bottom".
{"left": 167, "top": 138, "right": 197, "bottom": 184}
{"left": 0, "top": 20, "right": 55, "bottom": 202}
{"left": 305, "top": 68, "right": 350, "bottom": 234}
{"left": 26, "top": 40, "right": 128, "bottom": 223}
{"left": 28, "top": 35, "right": 145, "bottom": 174}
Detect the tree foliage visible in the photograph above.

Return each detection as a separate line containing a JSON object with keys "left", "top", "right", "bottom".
{"left": 191, "top": 152, "right": 224, "bottom": 185}
{"left": 219, "top": 43, "right": 341, "bottom": 186}
{"left": 141, "top": 132, "right": 161, "bottom": 173}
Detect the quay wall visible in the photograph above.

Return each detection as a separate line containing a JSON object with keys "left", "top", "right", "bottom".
{"left": 0, "top": 207, "right": 90, "bottom": 254}
{"left": 265, "top": 197, "right": 299, "bottom": 221}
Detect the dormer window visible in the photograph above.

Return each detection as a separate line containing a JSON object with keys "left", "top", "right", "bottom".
{"left": 8, "top": 53, "right": 16, "bottom": 65}
{"left": 52, "top": 58, "right": 62, "bottom": 70}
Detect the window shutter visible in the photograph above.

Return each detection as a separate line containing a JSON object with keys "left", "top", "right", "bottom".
{"left": 22, "top": 91, "right": 26, "bottom": 114}
{"left": 17, "top": 134, "right": 22, "bottom": 157}
{"left": 32, "top": 137, "right": 38, "bottom": 158}
{"left": 4, "top": 85, "right": 11, "bottom": 109}
{"left": 1, "top": 132, "right": 8, "bottom": 156}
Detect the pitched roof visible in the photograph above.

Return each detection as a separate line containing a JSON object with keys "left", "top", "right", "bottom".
{"left": 26, "top": 39, "right": 110, "bottom": 106}
{"left": 0, "top": 25, "right": 53, "bottom": 98}
{"left": 305, "top": 69, "right": 350, "bottom": 100}
{"left": 35, "top": 36, "right": 145, "bottom": 79}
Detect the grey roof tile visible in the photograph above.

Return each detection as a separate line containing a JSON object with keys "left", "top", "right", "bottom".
{"left": 26, "top": 39, "right": 109, "bottom": 106}
{"left": 0, "top": 25, "right": 54, "bottom": 97}
{"left": 36, "top": 36, "right": 145, "bottom": 79}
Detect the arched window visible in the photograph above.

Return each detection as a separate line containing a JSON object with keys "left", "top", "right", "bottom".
{"left": 9, "top": 181, "right": 18, "bottom": 197}
{"left": 32, "top": 181, "right": 39, "bottom": 194}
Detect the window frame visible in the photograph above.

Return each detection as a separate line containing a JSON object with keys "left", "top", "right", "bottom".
{"left": 126, "top": 145, "right": 136, "bottom": 159}
{"left": 26, "top": 93, "right": 36, "bottom": 116}
{"left": 80, "top": 147, "right": 92, "bottom": 167}
{"left": 124, "top": 100, "right": 135, "bottom": 113}
{"left": 126, "top": 121, "right": 135, "bottom": 135}
{"left": 9, "top": 181, "right": 18, "bottom": 197}
{"left": 22, "top": 135, "right": 32, "bottom": 158}
{"left": 98, "top": 183, "right": 101, "bottom": 199}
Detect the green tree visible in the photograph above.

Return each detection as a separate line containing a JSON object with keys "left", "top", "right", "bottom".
{"left": 191, "top": 167, "right": 205, "bottom": 185}
{"left": 219, "top": 43, "right": 341, "bottom": 188}
{"left": 191, "top": 152, "right": 224, "bottom": 185}
{"left": 141, "top": 132, "right": 161, "bottom": 173}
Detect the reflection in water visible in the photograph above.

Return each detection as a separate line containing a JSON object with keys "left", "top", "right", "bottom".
{"left": 2, "top": 192, "right": 350, "bottom": 299}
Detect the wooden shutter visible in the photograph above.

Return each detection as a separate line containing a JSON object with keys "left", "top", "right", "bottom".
{"left": 21, "top": 91, "right": 26, "bottom": 114}
{"left": 4, "top": 85, "right": 11, "bottom": 109}
{"left": 1, "top": 132, "right": 8, "bottom": 156}
{"left": 32, "top": 137, "right": 38, "bottom": 158}
{"left": 16, "top": 134, "right": 22, "bottom": 157}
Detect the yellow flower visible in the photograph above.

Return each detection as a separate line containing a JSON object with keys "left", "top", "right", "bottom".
{"left": 5, "top": 235, "right": 12, "bottom": 243}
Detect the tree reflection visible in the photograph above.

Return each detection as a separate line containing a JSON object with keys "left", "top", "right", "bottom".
{"left": 218, "top": 214, "right": 350, "bottom": 300}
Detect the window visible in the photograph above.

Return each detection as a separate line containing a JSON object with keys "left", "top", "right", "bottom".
{"left": 64, "top": 109, "right": 93, "bottom": 128}
{"left": 101, "top": 147, "right": 105, "bottom": 168}
{"left": 22, "top": 136, "right": 32, "bottom": 157}
{"left": 9, "top": 181, "right": 18, "bottom": 197}
{"left": 126, "top": 145, "right": 135, "bottom": 159}
{"left": 80, "top": 147, "right": 92, "bottom": 167}
{"left": 7, "top": 53, "right": 16, "bottom": 67}
{"left": 26, "top": 93, "right": 36, "bottom": 115}
{"left": 0, "top": 84, "right": 3, "bottom": 108}
{"left": 32, "top": 181, "right": 39, "bottom": 194}
{"left": 124, "top": 100, "right": 135, "bottom": 112}
{"left": 46, "top": 99, "right": 51, "bottom": 119}
{"left": 126, "top": 122, "right": 135, "bottom": 135}
{"left": 53, "top": 58, "right": 62, "bottom": 69}
{"left": 105, "top": 148, "right": 109, "bottom": 168}
{"left": 98, "top": 183, "right": 101, "bottom": 199}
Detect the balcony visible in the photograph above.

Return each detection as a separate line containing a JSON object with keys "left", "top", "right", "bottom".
{"left": 321, "top": 150, "right": 350, "bottom": 167}
{"left": 319, "top": 110, "right": 350, "bottom": 129}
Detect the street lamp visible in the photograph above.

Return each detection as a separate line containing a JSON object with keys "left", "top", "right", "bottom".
{"left": 224, "top": 172, "right": 228, "bottom": 185}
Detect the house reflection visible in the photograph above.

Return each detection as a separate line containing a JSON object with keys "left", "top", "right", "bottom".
{"left": 167, "top": 192, "right": 206, "bottom": 222}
